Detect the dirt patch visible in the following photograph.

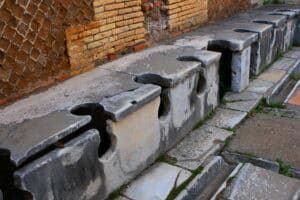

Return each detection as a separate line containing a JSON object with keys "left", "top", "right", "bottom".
{"left": 227, "top": 113, "right": 300, "bottom": 169}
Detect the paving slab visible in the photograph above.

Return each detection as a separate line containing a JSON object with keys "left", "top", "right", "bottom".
{"left": 284, "top": 49, "right": 300, "bottom": 59}
{"left": 0, "top": 111, "right": 91, "bottom": 167}
{"left": 227, "top": 113, "right": 300, "bottom": 169}
{"left": 263, "top": 107, "right": 300, "bottom": 119}
{"left": 222, "top": 151, "right": 280, "bottom": 172}
{"left": 168, "top": 125, "right": 232, "bottom": 170}
{"left": 206, "top": 109, "right": 247, "bottom": 129}
{"left": 271, "top": 57, "right": 297, "bottom": 71}
{"left": 123, "top": 162, "right": 191, "bottom": 200}
{"left": 221, "top": 163, "right": 300, "bottom": 200}
{"left": 223, "top": 91, "right": 263, "bottom": 102}
{"left": 222, "top": 99, "right": 260, "bottom": 113}
{"left": 175, "top": 156, "right": 234, "bottom": 200}
{"left": 246, "top": 79, "right": 274, "bottom": 94}
{"left": 258, "top": 69, "right": 286, "bottom": 83}
{"left": 14, "top": 130, "right": 103, "bottom": 200}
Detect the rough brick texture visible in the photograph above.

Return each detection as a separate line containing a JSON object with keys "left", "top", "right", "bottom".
{"left": 66, "top": 0, "right": 148, "bottom": 69}
{"left": 208, "top": 0, "right": 250, "bottom": 22}
{"left": 142, "top": 0, "right": 208, "bottom": 41}
{"left": 0, "top": 0, "right": 94, "bottom": 102}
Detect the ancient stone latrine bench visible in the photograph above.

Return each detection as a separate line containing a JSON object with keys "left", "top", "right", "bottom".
{"left": 0, "top": 5, "right": 300, "bottom": 200}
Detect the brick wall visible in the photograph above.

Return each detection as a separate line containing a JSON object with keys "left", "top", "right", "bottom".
{"left": 142, "top": 0, "right": 208, "bottom": 41}
{"left": 2, "top": 0, "right": 251, "bottom": 106}
{"left": 0, "top": 0, "right": 94, "bottom": 103}
{"left": 66, "top": 0, "right": 148, "bottom": 69}
{"left": 208, "top": 0, "right": 250, "bottom": 22}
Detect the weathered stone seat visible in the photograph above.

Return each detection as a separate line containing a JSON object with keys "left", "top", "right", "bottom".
{"left": 102, "top": 45, "right": 221, "bottom": 150}
{"left": 14, "top": 129, "right": 103, "bottom": 200}
{"left": 174, "top": 5, "right": 300, "bottom": 92}
{"left": 0, "top": 111, "right": 91, "bottom": 167}
{"left": 0, "top": 68, "right": 162, "bottom": 199}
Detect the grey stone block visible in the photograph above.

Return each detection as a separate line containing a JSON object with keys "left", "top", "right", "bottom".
{"left": 289, "top": 168, "right": 300, "bottom": 180}
{"left": 0, "top": 68, "right": 163, "bottom": 200}
{"left": 231, "top": 47, "right": 251, "bottom": 92}
{"left": 100, "top": 84, "right": 161, "bottom": 121}
{"left": 271, "top": 57, "right": 296, "bottom": 71}
{"left": 14, "top": 130, "right": 104, "bottom": 200}
{"left": 246, "top": 79, "right": 274, "bottom": 94}
{"left": 222, "top": 163, "right": 300, "bottom": 200}
{"left": 224, "top": 91, "right": 263, "bottom": 102}
{"left": 206, "top": 108, "right": 247, "bottom": 129}
{"left": 0, "top": 111, "right": 91, "bottom": 167}
{"left": 222, "top": 16, "right": 274, "bottom": 75}
{"left": 100, "top": 95, "right": 161, "bottom": 196}
{"left": 294, "top": 14, "right": 300, "bottom": 45}
{"left": 222, "top": 151, "right": 280, "bottom": 172}
{"left": 102, "top": 45, "right": 220, "bottom": 151}
{"left": 284, "top": 49, "right": 300, "bottom": 60}
{"left": 168, "top": 125, "right": 232, "bottom": 170}
{"left": 223, "top": 99, "right": 261, "bottom": 113}
{"left": 175, "top": 156, "right": 234, "bottom": 200}
{"left": 123, "top": 162, "right": 192, "bottom": 200}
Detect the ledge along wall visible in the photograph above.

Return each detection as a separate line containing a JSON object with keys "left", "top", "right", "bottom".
{"left": 0, "top": 4, "right": 300, "bottom": 200}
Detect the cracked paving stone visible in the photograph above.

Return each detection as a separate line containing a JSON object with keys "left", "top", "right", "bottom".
{"left": 270, "top": 57, "right": 297, "bottom": 71}
{"left": 284, "top": 49, "right": 300, "bottom": 60}
{"left": 246, "top": 79, "right": 274, "bottom": 94}
{"left": 222, "top": 163, "right": 300, "bottom": 200}
{"left": 206, "top": 108, "right": 247, "bottom": 129}
{"left": 223, "top": 91, "right": 263, "bottom": 102}
{"left": 222, "top": 99, "right": 260, "bottom": 113}
{"left": 123, "top": 162, "right": 191, "bottom": 200}
{"left": 258, "top": 69, "right": 286, "bottom": 84}
{"left": 168, "top": 125, "right": 232, "bottom": 170}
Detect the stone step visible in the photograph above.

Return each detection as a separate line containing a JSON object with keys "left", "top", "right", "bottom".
{"left": 218, "top": 163, "right": 300, "bottom": 200}
{"left": 175, "top": 156, "right": 235, "bottom": 200}
{"left": 167, "top": 125, "right": 232, "bottom": 171}
{"left": 123, "top": 162, "right": 192, "bottom": 200}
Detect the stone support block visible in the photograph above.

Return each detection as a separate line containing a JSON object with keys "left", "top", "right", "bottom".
{"left": 102, "top": 45, "right": 220, "bottom": 151}
{"left": 231, "top": 46, "right": 251, "bottom": 92}
{"left": 14, "top": 130, "right": 103, "bottom": 200}
{"left": 294, "top": 13, "right": 300, "bottom": 46}
{"left": 98, "top": 89, "right": 161, "bottom": 195}
{"left": 0, "top": 68, "right": 162, "bottom": 200}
